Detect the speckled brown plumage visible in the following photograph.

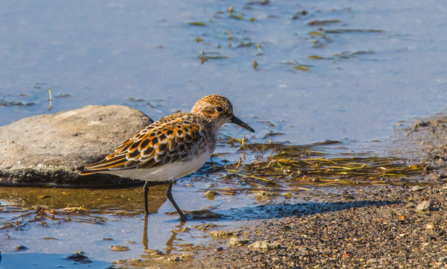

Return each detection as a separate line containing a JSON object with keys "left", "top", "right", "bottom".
{"left": 78, "top": 113, "right": 212, "bottom": 173}
{"left": 76, "top": 95, "right": 254, "bottom": 218}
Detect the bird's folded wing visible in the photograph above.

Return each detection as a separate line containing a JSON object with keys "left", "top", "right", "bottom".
{"left": 77, "top": 118, "right": 204, "bottom": 175}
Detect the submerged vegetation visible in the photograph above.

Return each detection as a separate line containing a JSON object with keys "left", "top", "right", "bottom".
{"left": 186, "top": 2, "right": 384, "bottom": 69}
{"left": 0, "top": 137, "right": 428, "bottom": 230}
{"left": 205, "top": 139, "right": 426, "bottom": 197}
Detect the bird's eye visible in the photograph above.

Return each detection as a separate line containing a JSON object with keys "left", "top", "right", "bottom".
{"left": 216, "top": 107, "right": 224, "bottom": 113}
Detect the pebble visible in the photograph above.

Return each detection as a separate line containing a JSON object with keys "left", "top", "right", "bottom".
{"left": 110, "top": 245, "right": 130, "bottom": 251}
{"left": 209, "top": 230, "right": 240, "bottom": 239}
{"left": 229, "top": 238, "right": 249, "bottom": 247}
{"left": 181, "top": 252, "right": 194, "bottom": 260}
{"left": 295, "top": 247, "right": 310, "bottom": 256}
{"left": 411, "top": 186, "right": 425, "bottom": 192}
{"left": 249, "top": 241, "right": 281, "bottom": 250}
{"left": 416, "top": 200, "right": 433, "bottom": 212}
{"left": 15, "top": 245, "right": 27, "bottom": 251}
{"left": 168, "top": 256, "right": 181, "bottom": 262}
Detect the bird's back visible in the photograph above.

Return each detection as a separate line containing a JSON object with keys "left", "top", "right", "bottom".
{"left": 77, "top": 112, "right": 215, "bottom": 181}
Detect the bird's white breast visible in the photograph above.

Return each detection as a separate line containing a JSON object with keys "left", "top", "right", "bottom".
{"left": 101, "top": 148, "right": 214, "bottom": 182}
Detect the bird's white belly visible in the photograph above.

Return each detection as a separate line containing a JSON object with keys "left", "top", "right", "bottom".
{"left": 101, "top": 149, "right": 213, "bottom": 182}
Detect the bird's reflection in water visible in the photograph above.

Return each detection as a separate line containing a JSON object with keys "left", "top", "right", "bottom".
{"left": 142, "top": 215, "right": 186, "bottom": 254}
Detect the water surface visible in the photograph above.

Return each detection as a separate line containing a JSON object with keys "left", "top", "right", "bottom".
{"left": 1, "top": 0, "right": 447, "bottom": 267}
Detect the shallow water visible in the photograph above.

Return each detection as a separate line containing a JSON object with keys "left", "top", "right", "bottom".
{"left": 1, "top": 0, "right": 447, "bottom": 144}
{"left": 1, "top": 0, "right": 447, "bottom": 267}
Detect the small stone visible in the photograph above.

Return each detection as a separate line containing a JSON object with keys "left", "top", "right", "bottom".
{"left": 176, "top": 243, "right": 193, "bottom": 247}
{"left": 406, "top": 202, "right": 417, "bottom": 208}
{"left": 41, "top": 237, "right": 57, "bottom": 240}
{"left": 209, "top": 230, "right": 240, "bottom": 239}
{"left": 215, "top": 247, "right": 223, "bottom": 252}
{"left": 205, "top": 190, "right": 218, "bottom": 200}
{"left": 410, "top": 186, "right": 425, "bottom": 192}
{"left": 249, "top": 241, "right": 281, "bottom": 250}
{"left": 193, "top": 223, "right": 218, "bottom": 231}
{"left": 168, "top": 256, "right": 181, "bottom": 262}
{"left": 181, "top": 252, "right": 194, "bottom": 260}
{"left": 179, "top": 227, "right": 190, "bottom": 232}
{"left": 296, "top": 247, "right": 310, "bottom": 256}
{"left": 426, "top": 223, "right": 435, "bottom": 229}
{"left": 111, "top": 245, "right": 130, "bottom": 251}
{"left": 416, "top": 200, "right": 433, "bottom": 212}
{"left": 66, "top": 252, "right": 91, "bottom": 264}
{"left": 144, "top": 249, "right": 163, "bottom": 256}
{"left": 229, "top": 238, "right": 249, "bottom": 247}
{"left": 255, "top": 191, "right": 274, "bottom": 201}
{"left": 15, "top": 245, "right": 27, "bottom": 251}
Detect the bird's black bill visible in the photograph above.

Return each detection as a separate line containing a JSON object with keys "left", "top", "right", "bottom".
{"left": 230, "top": 115, "right": 255, "bottom": 132}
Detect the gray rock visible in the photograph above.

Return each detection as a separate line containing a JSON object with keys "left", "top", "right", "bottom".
{"left": 0, "top": 105, "right": 152, "bottom": 186}
{"left": 249, "top": 241, "right": 280, "bottom": 250}
{"left": 416, "top": 200, "right": 433, "bottom": 212}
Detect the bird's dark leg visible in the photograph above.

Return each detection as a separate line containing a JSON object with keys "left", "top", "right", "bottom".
{"left": 142, "top": 215, "right": 149, "bottom": 250}
{"left": 143, "top": 182, "right": 150, "bottom": 216}
{"left": 166, "top": 181, "right": 186, "bottom": 220}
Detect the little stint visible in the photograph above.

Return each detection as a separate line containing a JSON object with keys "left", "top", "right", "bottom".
{"left": 77, "top": 95, "right": 254, "bottom": 219}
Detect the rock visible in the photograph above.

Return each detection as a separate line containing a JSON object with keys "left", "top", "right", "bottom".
{"left": 426, "top": 223, "right": 435, "bottom": 229}
{"left": 209, "top": 230, "right": 240, "bottom": 239}
{"left": 295, "top": 247, "right": 310, "bottom": 256}
{"left": 193, "top": 223, "right": 218, "bottom": 231}
{"left": 410, "top": 186, "right": 425, "bottom": 192}
{"left": 229, "top": 238, "right": 249, "bottom": 247}
{"left": 41, "top": 237, "right": 57, "bottom": 240}
{"left": 249, "top": 241, "right": 281, "bottom": 250}
{"left": 0, "top": 105, "right": 152, "bottom": 186}
{"left": 255, "top": 191, "right": 274, "bottom": 201}
{"left": 111, "top": 245, "right": 130, "bottom": 251}
{"left": 416, "top": 201, "right": 433, "bottom": 212}
{"left": 174, "top": 227, "right": 190, "bottom": 233}
{"left": 66, "top": 252, "right": 91, "bottom": 264}
{"left": 168, "top": 256, "right": 181, "bottom": 262}
{"left": 144, "top": 249, "right": 163, "bottom": 256}
{"left": 15, "top": 245, "right": 27, "bottom": 251}
{"left": 181, "top": 252, "right": 194, "bottom": 260}
{"left": 205, "top": 190, "right": 218, "bottom": 200}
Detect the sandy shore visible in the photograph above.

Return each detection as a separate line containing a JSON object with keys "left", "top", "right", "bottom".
{"left": 113, "top": 112, "right": 447, "bottom": 268}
